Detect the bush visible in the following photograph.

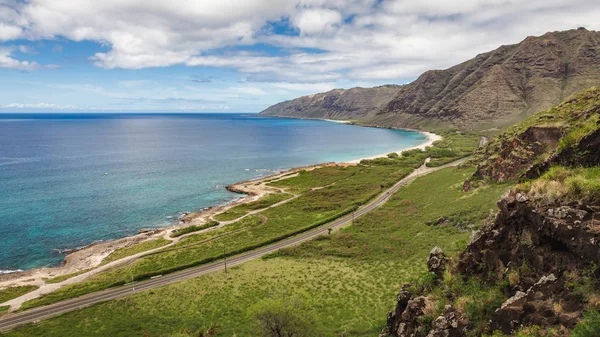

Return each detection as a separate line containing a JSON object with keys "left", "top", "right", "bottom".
{"left": 171, "top": 221, "right": 220, "bottom": 238}
{"left": 248, "top": 297, "right": 321, "bottom": 337}
{"left": 572, "top": 310, "right": 600, "bottom": 337}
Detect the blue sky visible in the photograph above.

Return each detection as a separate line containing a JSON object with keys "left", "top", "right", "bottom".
{"left": 0, "top": 0, "right": 599, "bottom": 112}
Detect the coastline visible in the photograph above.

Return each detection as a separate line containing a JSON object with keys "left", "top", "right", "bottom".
{"left": 0, "top": 122, "right": 441, "bottom": 291}
{"left": 345, "top": 130, "right": 441, "bottom": 164}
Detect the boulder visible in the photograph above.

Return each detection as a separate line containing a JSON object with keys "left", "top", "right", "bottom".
{"left": 427, "top": 247, "right": 448, "bottom": 278}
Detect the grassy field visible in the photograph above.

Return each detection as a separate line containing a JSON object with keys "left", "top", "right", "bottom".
{"left": 15, "top": 133, "right": 481, "bottom": 312}
{"left": 6, "top": 167, "right": 512, "bottom": 336}
{"left": 170, "top": 221, "right": 220, "bottom": 238}
{"left": 45, "top": 270, "right": 91, "bottom": 284}
{"left": 20, "top": 164, "right": 412, "bottom": 310}
{"left": 213, "top": 193, "right": 293, "bottom": 222}
{"left": 101, "top": 238, "right": 171, "bottom": 265}
{"left": 0, "top": 286, "right": 39, "bottom": 304}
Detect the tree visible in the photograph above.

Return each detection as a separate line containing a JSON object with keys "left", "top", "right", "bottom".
{"left": 248, "top": 298, "right": 318, "bottom": 337}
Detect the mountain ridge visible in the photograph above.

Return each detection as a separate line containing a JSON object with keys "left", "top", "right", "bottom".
{"left": 260, "top": 28, "right": 600, "bottom": 131}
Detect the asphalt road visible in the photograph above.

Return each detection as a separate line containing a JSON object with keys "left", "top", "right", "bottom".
{"left": 0, "top": 157, "right": 467, "bottom": 333}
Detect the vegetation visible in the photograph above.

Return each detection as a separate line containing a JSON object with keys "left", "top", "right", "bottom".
{"left": 101, "top": 238, "right": 171, "bottom": 265}
{"left": 214, "top": 193, "right": 293, "bottom": 222}
{"left": 170, "top": 221, "right": 220, "bottom": 238}
{"left": 21, "top": 162, "right": 408, "bottom": 310}
{"left": 517, "top": 166, "right": 600, "bottom": 204}
{"left": 6, "top": 167, "right": 512, "bottom": 336}
{"left": 572, "top": 310, "right": 600, "bottom": 337}
{"left": 248, "top": 297, "right": 321, "bottom": 337}
{"left": 0, "top": 286, "right": 38, "bottom": 304}
{"left": 471, "top": 87, "right": 600, "bottom": 179}
{"left": 0, "top": 305, "right": 9, "bottom": 315}
{"left": 46, "top": 269, "right": 91, "bottom": 284}
{"left": 359, "top": 132, "right": 478, "bottom": 168}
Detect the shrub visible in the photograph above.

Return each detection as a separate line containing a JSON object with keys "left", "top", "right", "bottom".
{"left": 171, "top": 221, "right": 220, "bottom": 238}
{"left": 247, "top": 297, "right": 321, "bottom": 337}
{"left": 571, "top": 310, "right": 600, "bottom": 337}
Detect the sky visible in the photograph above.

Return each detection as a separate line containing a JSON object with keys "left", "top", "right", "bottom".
{"left": 0, "top": 0, "right": 599, "bottom": 113}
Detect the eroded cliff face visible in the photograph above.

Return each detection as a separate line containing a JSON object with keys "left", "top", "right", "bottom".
{"left": 466, "top": 87, "right": 600, "bottom": 187}
{"left": 471, "top": 126, "right": 564, "bottom": 183}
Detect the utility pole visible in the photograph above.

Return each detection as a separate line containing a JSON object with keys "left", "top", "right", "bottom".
{"left": 224, "top": 247, "right": 228, "bottom": 273}
{"left": 352, "top": 211, "right": 355, "bottom": 225}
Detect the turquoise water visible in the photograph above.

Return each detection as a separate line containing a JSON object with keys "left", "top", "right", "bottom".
{"left": 0, "top": 113, "right": 427, "bottom": 270}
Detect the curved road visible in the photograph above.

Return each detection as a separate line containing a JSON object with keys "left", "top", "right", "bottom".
{"left": 0, "top": 157, "right": 467, "bottom": 333}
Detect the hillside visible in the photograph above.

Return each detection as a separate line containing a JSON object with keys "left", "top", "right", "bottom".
{"left": 466, "top": 86, "right": 600, "bottom": 185}
{"left": 381, "top": 88, "right": 600, "bottom": 337}
{"left": 260, "top": 28, "right": 600, "bottom": 131}
{"left": 259, "top": 85, "right": 401, "bottom": 120}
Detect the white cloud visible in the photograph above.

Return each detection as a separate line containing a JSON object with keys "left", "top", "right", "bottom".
{"left": 270, "top": 82, "right": 337, "bottom": 92}
{"left": 0, "top": 47, "right": 42, "bottom": 70}
{"left": 0, "top": 0, "right": 599, "bottom": 83}
{"left": 3, "top": 102, "right": 78, "bottom": 109}
{"left": 17, "top": 44, "right": 37, "bottom": 54}
{"left": 291, "top": 8, "right": 342, "bottom": 35}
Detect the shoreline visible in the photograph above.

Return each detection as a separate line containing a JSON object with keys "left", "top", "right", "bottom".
{"left": 0, "top": 121, "right": 441, "bottom": 290}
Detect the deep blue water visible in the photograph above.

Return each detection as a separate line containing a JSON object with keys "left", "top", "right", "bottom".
{"left": 0, "top": 113, "right": 426, "bottom": 270}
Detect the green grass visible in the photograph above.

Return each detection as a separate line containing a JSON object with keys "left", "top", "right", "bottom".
{"left": 517, "top": 166, "right": 600, "bottom": 204}
{"left": 101, "top": 238, "right": 171, "bottom": 265}
{"left": 6, "top": 167, "right": 512, "bottom": 337}
{"left": 16, "top": 135, "right": 480, "bottom": 313}
{"left": 46, "top": 269, "right": 91, "bottom": 284}
{"left": 359, "top": 132, "right": 479, "bottom": 168}
{"left": 213, "top": 193, "right": 293, "bottom": 222}
{"left": 20, "top": 164, "right": 406, "bottom": 310}
{"left": 0, "top": 305, "right": 8, "bottom": 316}
{"left": 170, "top": 220, "right": 220, "bottom": 238}
{"left": 0, "top": 286, "right": 39, "bottom": 304}
{"left": 267, "top": 166, "right": 359, "bottom": 193}
{"left": 571, "top": 310, "right": 600, "bottom": 337}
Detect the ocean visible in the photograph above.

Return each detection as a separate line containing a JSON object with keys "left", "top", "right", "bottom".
{"left": 0, "top": 113, "right": 427, "bottom": 270}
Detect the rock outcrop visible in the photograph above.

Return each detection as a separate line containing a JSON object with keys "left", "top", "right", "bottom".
{"left": 457, "top": 191, "right": 599, "bottom": 334}
{"left": 467, "top": 86, "right": 600, "bottom": 184}
{"left": 382, "top": 190, "right": 599, "bottom": 336}
{"left": 427, "top": 247, "right": 448, "bottom": 279}
{"left": 261, "top": 29, "right": 600, "bottom": 131}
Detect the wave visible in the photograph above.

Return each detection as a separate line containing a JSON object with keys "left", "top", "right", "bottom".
{"left": 0, "top": 156, "right": 40, "bottom": 167}
{"left": 0, "top": 269, "right": 23, "bottom": 275}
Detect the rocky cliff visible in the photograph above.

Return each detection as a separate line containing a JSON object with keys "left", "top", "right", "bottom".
{"left": 261, "top": 28, "right": 600, "bottom": 131}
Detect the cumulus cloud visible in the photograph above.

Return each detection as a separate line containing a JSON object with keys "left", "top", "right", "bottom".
{"left": 1, "top": 0, "right": 600, "bottom": 83}
{"left": 292, "top": 8, "right": 343, "bottom": 35}
{"left": 0, "top": 47, "right": 42, "bottom": 70}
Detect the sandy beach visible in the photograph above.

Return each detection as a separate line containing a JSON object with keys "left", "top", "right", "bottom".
{"left": 346, "top": 131, "right": 442, "bottom": 164}
{"left": 0, "top": 127, "right": 441, "bottom": 294}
